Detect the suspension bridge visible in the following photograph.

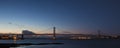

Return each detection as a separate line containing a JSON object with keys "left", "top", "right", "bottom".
{"left": 0, "top": 22, "right": 114, "bottom": 40}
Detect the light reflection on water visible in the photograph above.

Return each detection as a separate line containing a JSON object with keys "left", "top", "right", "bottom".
{"left": 17, "top": 45, "right": 61, "bottom": 48}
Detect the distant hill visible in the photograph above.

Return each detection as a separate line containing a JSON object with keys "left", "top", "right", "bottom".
{"left": 22, "top": 30, "right": 35, "bottom": 35}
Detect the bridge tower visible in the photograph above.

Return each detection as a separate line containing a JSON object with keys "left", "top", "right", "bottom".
{"left": 53, "top": 27, "right": 56, "bottom": 40}
{"left": 98, "top": 30, "right": 101, "bottom": 38}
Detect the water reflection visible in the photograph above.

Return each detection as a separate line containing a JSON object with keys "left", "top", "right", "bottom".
{"left": 16, "top": 39, "right": 120, "bottom": 48}
{"left": 0, "top": 39, "right": 120, "bottom": 48}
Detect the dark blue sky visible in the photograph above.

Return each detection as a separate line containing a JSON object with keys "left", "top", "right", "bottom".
{"left": 0, "top": 0, "right": 120, "bottom": 35}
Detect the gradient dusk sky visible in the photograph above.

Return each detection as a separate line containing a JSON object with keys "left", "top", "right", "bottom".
{"left": 0, "top": 0, "right": 120, "bottom": 35}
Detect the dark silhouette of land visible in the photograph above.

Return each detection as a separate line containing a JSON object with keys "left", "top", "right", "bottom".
{"left": 0, "top": 42, "right": 64, "bottom": 48}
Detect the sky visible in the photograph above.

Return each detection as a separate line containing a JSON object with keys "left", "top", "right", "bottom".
{"left": 0, "top": 0, "right": 120, "bottom": 35}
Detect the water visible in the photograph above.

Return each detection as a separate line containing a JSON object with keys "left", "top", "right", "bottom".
{"left": 0, "top": 39, "right": 120, "bottom": 48}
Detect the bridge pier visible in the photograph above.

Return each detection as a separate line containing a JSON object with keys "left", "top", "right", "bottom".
{"left": 21, "top": 34, "right": 24, "bottom": 39}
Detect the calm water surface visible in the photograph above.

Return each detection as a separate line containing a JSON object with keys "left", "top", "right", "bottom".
{"left": 0, "top": 39, "right": 120, "bottom": 48}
